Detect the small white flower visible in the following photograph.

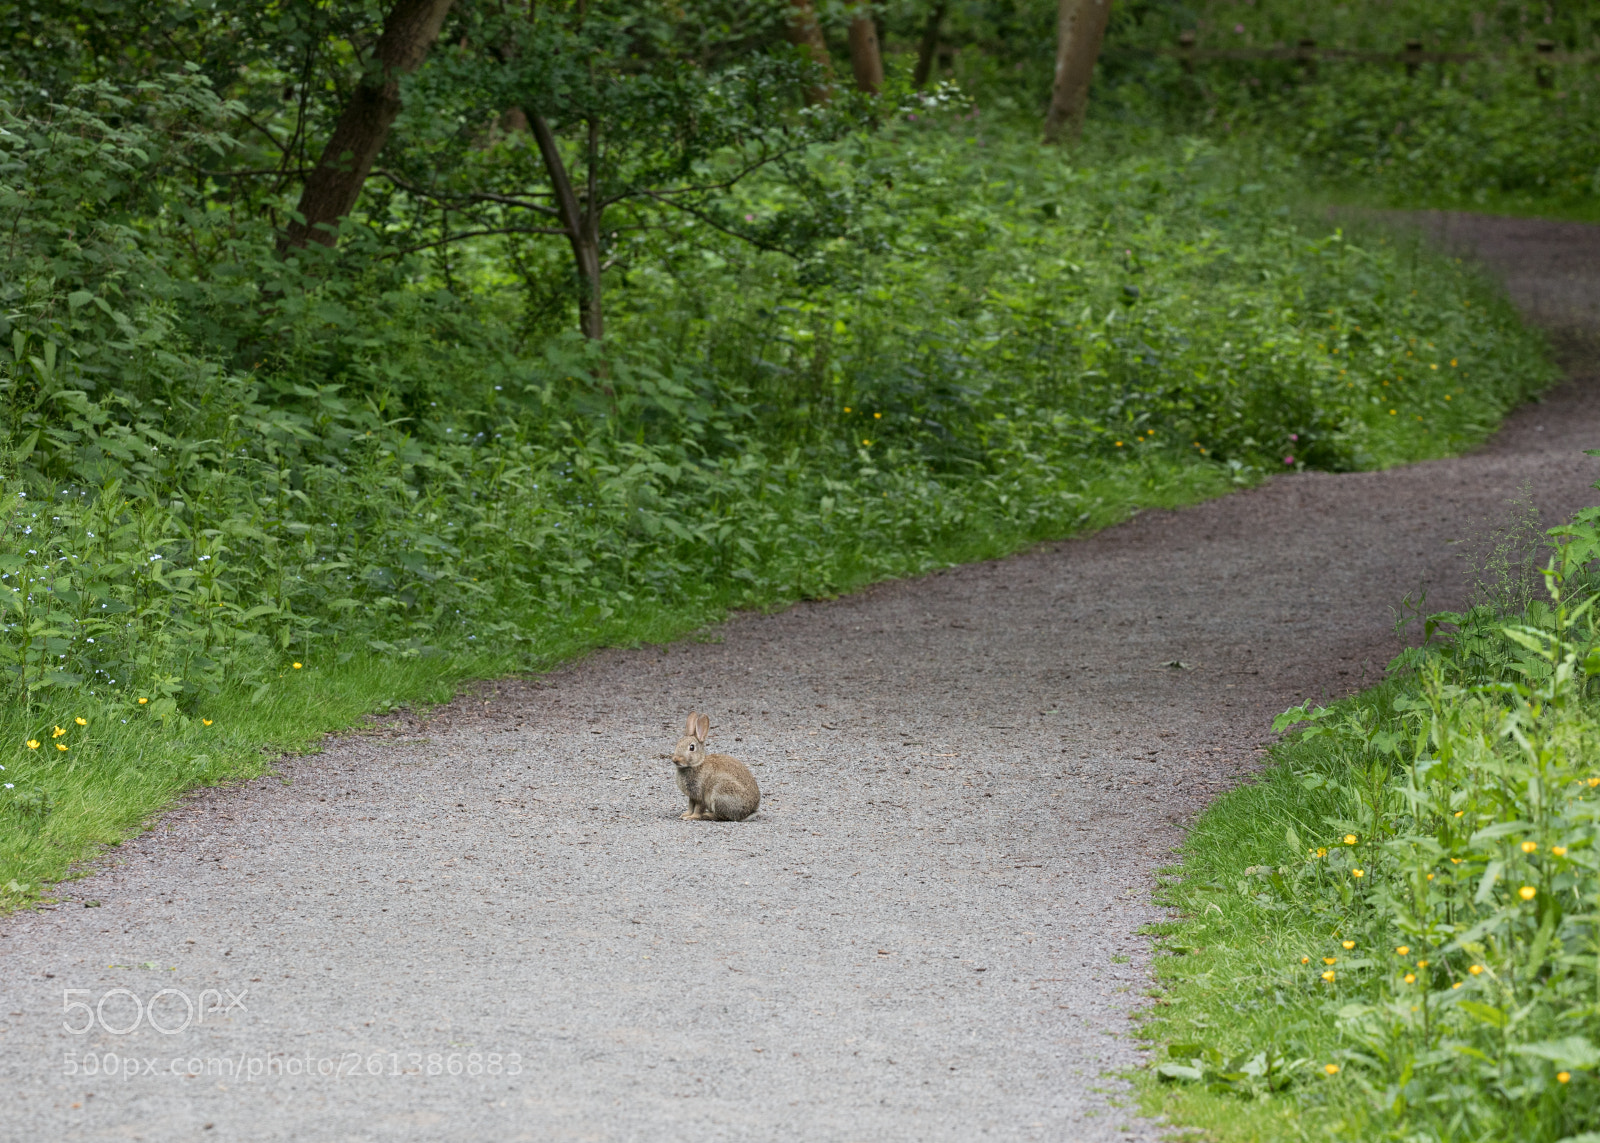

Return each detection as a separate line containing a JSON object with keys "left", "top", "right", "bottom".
{"left": 4, "top": 783, "right": 12, "bottom": 789}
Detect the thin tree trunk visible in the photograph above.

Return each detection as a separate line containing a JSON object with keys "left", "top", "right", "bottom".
{"left": 530, "top": 113, "right": 604, "bottom": 341}
{"left": 786, "top": 0, "right": 834, "bottom": 105}
{"left": 1043, "top": 0, "right": 1112, "bottom": 143}
{"left": 913, "top": 2, "right": 946, "bottom": 89}
{"left": 281, "top": 0, "right": 457, "bottom": 250}
{"left": 847, "top": 3, "right": 884, "bottom": 94}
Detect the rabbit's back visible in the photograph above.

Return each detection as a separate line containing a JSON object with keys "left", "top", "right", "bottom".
{"left": 699, "top": 753, "right": 760, "bottom": 821}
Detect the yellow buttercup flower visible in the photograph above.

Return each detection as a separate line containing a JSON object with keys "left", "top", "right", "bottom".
{"left": 1451, "top": 982, "right": 1462, "bottom": 989}
{"left": 1519, "top": 886, "right": 1537, "bottom": 901}
{"left": 51, "top": 726, "right": 65, "bottom": 738}
{"left": 1416, "top": 960, "right": 1429, "bottom": 969}
{"left": 1316, "top": 847, "right": 1327, "bottom": 857}
{"left": 1344, "top": 834, "right": 1357, "bottom": 845}
{"left": 1469, "top": 965, "right": 1483, "bottom": 975}
{"left": 1404, "top": 973, "right": 1415, "bottom": 984}
{"left": 1323, "top": 957, "right": 1337, "bottom": 965}
{"left": 1559, "top": 1072, "right": 1571, "bottom": 1084}
{"left": 1552, "top": 846, "right": 1568, "bottom": 857}
{"left": 873, "top": 412, "right": 881, "bottom": 419}
{"left": 74, "top": 717, "right": 86, "bottom": 726}
{"left": 1352, "top": 869, "right": 1364, "bottom": 878}
{"left": 1521, "top": 841, "right": 1538, "bottom": 854}
{"left": 1300, "top": 956, "right": 1310, "bottom": 965}
{"left": 138, "top": 697, "right": 148, "bottom": 704}
{"left": 1321, "top": 970, "right": 1336, "bottom": 983}
{"left": 1342, "top": 941, "right": 1355, "bottom": 950}
{"left": 202, "top": 719, "right": 213, "bottom": 727}
{"left": 1324, "top": 1063, "right": 1340, "bottom": 1075}
{"left": 56, "top": 743, "right": 67, "bottom": 751}
{"left": 292, "top": 662, "right": 303, "bottom": 670}
{"left": 26, "top": 740, "right": 39, "bottom": 750}
{"left": 1395, "top": 946, "right": 1410, "bottom": 956}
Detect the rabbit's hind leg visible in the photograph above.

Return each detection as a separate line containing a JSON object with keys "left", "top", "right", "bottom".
{"left": 706, "top": 788, "right": 748, "bottom": 822}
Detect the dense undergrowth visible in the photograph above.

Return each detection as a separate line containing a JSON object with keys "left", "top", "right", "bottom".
{"left": 0, "top": 72, "right": 1556, "bottom": 901}
{"left": 1104, "top": 0, "right": 1600, "bottom": 219}
{"left": 932, "top": 0, "right": 1600, "bottom": 220}
{"left": 1138, "top": 509, "right": 1600, "bottom": 1141}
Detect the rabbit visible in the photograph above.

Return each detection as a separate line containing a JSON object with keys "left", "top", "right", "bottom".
{"left": 671, "top": 711, "right": 760, "bottom": 821}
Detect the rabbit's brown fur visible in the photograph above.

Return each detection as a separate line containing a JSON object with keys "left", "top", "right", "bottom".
{"left": 671, "top": 712, "right": 760, "bottom": 821}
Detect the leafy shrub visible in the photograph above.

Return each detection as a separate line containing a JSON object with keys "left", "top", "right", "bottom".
{"left": 1145, "top": 510, "right": 1600, "bottom": 1141}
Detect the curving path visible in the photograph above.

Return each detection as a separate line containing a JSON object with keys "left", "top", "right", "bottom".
{"left": 2, "top": 214, "right": 1599, "bottom": 1143}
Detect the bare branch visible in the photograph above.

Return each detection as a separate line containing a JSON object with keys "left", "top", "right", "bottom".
{"left": 371, "top": 169, "right": 563, "bottom": 216}
{"left": 640, "top": 191, "right": 803, "bottom": 257}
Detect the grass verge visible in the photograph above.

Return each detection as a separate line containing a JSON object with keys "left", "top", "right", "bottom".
{"left": 1132, "top": 528, "right": 1600, "bottom": 1141}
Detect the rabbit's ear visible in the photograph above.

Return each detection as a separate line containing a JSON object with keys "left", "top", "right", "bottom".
{"left": 695, "top": 713, "right": 710, "bottom": 741}
{"left": 684, "top": 711, "right": 699, "bottom": 736}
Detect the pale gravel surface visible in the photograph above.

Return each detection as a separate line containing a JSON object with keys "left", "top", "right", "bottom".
{"left": 2, "top": 214, "right": 1599, "bottom": 1143}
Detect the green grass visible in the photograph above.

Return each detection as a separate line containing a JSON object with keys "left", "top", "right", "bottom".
{"left": 1128, "top": 687, "right": 1417, "bottom": 1142}
{"left": 1131, "top": 541, "right": 1600, "bottom": 1141}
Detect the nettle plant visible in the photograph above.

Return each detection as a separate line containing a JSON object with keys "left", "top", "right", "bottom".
{"left": 1260, "top": 512, "right": 1600, "bottom": 1135}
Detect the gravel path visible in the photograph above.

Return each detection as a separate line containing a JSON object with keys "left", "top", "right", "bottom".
{"left": 3, "top": 214, "right": 1599, "bottom": 1143}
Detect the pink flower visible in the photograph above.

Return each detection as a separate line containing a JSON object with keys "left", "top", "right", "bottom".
{"left": 1234, "top": 23, "right": 1245, "bottom": 33}
{"left": 1284, "top": 456, "right": 1295, "bottom": 465}
{"left": 907, "top": 113, "right": 919, "bottom": 121}
{"left": 745, "top": 214, "right": 756, "bottom": 222}
{"left": 1289, "top": 433, "right": 1298, "bottom": 441}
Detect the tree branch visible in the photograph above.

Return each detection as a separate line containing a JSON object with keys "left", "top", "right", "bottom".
{"left": 371, "top": 169, "right": 562, "bottom": 216}
{"left": 385, "top": 225, "right": 572, "bottom": 255}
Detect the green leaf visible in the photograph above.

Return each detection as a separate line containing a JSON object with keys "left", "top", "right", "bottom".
{"left": 1511, "top": 1037, "right": 1600, "bottom": 1070}
{"left": 1154, "top": 1061, "right": 1203, "bottom": 1081}
{"left": 1474, "top": 859, "right": 1504, "bottom": 905}
{"left": 1458, "top": 1001, "right": 1508, "bottom": 1029}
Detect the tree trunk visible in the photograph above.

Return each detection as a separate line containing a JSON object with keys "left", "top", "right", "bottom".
{"left": 1043, "top": 0, "right": 1112, "bottom": 144}
{"left": 786, "top": 0, "right": 834, "bottom": 105}
{"left": 847, "top": 3, "right": 884, "bottom": 94}
{"left": 913, "top": 3, "right": 947, "bottom": 89}
{"left": 529, "top": 113, "right": 604, "bottom": 341}
{"left": 281, "top": 0, "right": 457, "bottom": 251}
